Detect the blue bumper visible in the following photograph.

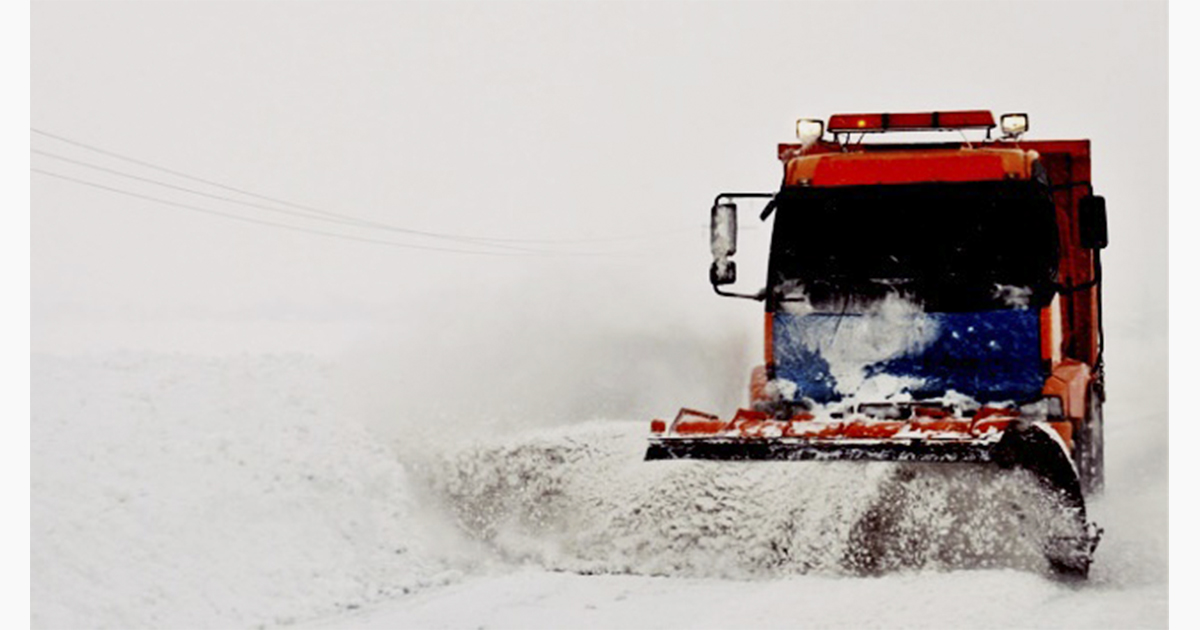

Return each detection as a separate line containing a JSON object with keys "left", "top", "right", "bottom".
{"left": 772, "top": 309, "right": 1045, "bottom": 404}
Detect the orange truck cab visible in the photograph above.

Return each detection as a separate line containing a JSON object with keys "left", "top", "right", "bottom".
{"left": 651, "top": 110, "right": 1108, "bottom": 498}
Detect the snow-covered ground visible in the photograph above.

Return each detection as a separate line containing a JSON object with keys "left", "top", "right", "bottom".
{"left": 31, "top": 353, "right": 460, "bottom": 628}
{"left": 30, "top": 321, "right": 1167, "bottom": 629}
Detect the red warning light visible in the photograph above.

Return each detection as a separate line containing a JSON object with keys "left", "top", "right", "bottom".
{"left": 827, "top": 110, "right": 996, "bottom": 133}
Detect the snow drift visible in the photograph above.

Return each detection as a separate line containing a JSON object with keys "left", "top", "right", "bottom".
{"left": 31, "top": 354, "right": 462, "bottom": 629}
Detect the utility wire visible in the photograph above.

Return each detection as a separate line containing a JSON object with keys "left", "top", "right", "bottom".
{"left": 31, "top": 149, "right": 562, "bottom": 255}
{"left": 35, "top": 167, "right": 700, "bottom": 261}
{"left": 31, "top": 128, "right": 699, "bottom": 246}
{"left": 31, "top": 168, "right": 549, "bottom": 257}
{"left": 30, "top": 131, "right": 566, "bottom": 250}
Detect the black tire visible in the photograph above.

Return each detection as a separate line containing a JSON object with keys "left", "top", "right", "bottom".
{"left": 1074, "top": 383, "right": 1105, "bottom": 497}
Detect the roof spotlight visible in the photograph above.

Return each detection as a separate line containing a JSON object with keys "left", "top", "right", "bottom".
{"left": 1000, "top": 113, "right": 1029, "bottom": 138}
{"left": 796, "top": 118, "right": 825, "bottom": 142}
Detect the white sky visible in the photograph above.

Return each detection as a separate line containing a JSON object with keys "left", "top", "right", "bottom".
{"left": 31, "top": 1, "right": 1166, "bottom": 337}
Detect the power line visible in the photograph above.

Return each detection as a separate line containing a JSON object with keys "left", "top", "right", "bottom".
{"left": 29, "top": 131, "right": 567, "bottom": 250}
{"left": 31, "top": 168, "right": 545, "bottom": 257}
{"left": 30, "top": 128, "right": 700, "bottom": 246}
{"left": 30, "top": 149, "right": 559, "bottom": 254}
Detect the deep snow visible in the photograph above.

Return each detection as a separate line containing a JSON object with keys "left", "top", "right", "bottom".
{"left": 30, "top": 323, "right": 1167, "bottom": 629}
{"left": 31, "top": 353, "right": 460, "bottom": 628}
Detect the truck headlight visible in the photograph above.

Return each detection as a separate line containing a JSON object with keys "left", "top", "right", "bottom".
{"left": 796, "top": 119, "right": 825, "bottom": 142}
{"left": 1000, "top": 113, "right": 1029, "bottom": 138}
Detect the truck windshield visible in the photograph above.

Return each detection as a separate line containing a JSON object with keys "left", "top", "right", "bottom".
{"left": 767, "top": 180, "right": 1059, "bottom": 312}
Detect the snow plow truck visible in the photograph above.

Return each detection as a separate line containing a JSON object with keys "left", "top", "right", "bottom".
{"left": 646, "top": 110, "right": 1107, "bottom": 578}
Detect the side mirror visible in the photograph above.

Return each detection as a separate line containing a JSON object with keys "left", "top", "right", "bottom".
{"left": 710, "top": 201, "right": 738, "bottom": 285}
{"left": 705, "top": 201, "right": 734, "bottom": 284}
{"left": 710, "top": 259, "right": 737, "bottom": 285}
{"left": 1079, "top": 195, "right": 1108, "bottom": 249}
{"left": 711, "top": 202, "right": 737, "bottom": 258}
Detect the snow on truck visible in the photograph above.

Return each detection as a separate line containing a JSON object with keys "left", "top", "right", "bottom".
{"left": 647, "top": 110, "right": 1109, "bottom": 578}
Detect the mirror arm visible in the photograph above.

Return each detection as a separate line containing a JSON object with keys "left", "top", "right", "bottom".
{"left": 713, "top": 284, "right": 767, "bottom": 301}
{"left": 759, "top": 198, "right": 778, "bottom": 220}
{"left": 714, "top": 192, "right": 775, "bottom": 206}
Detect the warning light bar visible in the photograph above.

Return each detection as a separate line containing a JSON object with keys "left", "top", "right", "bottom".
{"left": 827, "top": 110, "right": 996, "bottom": 133}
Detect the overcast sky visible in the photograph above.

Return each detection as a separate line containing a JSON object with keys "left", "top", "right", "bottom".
{"left": 31, "top": 1, "right": 1166, "bottom": 340}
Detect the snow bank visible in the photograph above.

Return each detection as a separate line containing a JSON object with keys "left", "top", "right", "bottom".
{"left": 31, "top": 353, "right": 458, "bottom": 629}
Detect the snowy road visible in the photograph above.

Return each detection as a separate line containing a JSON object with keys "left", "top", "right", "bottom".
{"left": 301, "top": 569, "right": 1165, "bottom": 630}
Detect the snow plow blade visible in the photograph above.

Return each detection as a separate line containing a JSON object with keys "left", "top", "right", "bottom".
{"left": 646, "top": 438, "right": 999, "bottom": 463}
{"left": 646, "top": 406, "right": 1102, "bottom": 578}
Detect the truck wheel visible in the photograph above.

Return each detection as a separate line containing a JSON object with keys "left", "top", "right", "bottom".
{"left": 1074, "top": 384, "right": 1105, "bottom": 497}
